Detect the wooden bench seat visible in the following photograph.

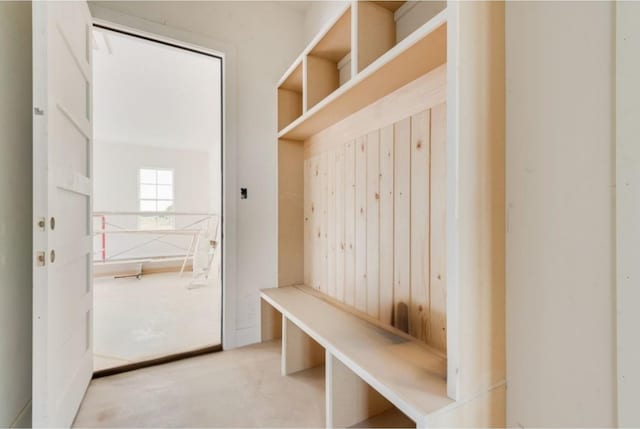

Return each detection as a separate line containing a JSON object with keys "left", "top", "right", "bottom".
{"left": 260, "top": 285, "right": 454, "bottom": 428}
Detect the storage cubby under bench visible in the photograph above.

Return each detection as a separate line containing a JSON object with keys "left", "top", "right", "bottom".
{"left": 260, "top": 285, "right": 453, "bottom": 428}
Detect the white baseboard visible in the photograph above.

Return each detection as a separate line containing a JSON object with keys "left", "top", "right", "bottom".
{"left": 235, "top": 326, "right": 260, "bottom": 348}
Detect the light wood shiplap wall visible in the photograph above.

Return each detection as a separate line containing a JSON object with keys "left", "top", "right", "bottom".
{"left": 301, "top": 75, "right": 447, "bottom": 351}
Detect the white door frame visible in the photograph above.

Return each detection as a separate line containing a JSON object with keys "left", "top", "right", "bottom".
{"left": 91, "top": 8, "right": 239, "bottom": 350}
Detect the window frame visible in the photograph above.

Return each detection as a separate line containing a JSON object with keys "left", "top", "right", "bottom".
{"left": 137, "top": 167, "right": 175, "bottom": 230}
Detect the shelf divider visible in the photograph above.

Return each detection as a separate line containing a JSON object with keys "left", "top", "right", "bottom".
{"left": 279, "top": 10, "right": 447, "bottom": 142}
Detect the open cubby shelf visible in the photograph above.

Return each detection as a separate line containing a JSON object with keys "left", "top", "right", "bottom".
{"left": 277, "top": 2, "right": 447, "bottom": 140}
{"left": 277, "top": 61, "right": 303, "bottom": 131}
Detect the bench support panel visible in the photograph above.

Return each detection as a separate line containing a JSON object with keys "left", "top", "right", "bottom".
{"left": 261, "top": 298, "right": 282, "bottom": 342}
{"left": 326, "top": 351, "right": 394, "bottom": 428}
{"left": 282, "top": 316, "right": 325, "bottom": 375}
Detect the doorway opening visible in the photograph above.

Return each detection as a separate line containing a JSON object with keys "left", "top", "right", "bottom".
{"left": 91, "top": 25, "right": 223, "bottom": 374}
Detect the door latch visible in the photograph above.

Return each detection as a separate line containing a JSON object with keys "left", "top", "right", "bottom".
{"left": 37, "top": 251, "right": 46, "bottom": 267}
{"left": 34, "top": 107, "right": 45, "bottom": 116}
{"left": 37, "top": 217, "right": 46, "bottom": 231}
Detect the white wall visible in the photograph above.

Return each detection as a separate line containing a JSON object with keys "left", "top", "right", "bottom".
{"left": 0, "top": 2, "right": 32, "bottom": 427}
{"left": 394, "top": 1, "right": 446, "bottom": 43}
{"left": 616, "top": 3, "right": 640, "bottom": 426}
{"left": 302, "top": 1, "right": 347, "bottom": 44}
{"left": 89, "top": 1, "right": 307, "bottom": 346}
{"left": 93, "top": 142, "right": 214, "bottom": 260}
{"left": 506, "top": 2, "right": 616, "bottom": 426}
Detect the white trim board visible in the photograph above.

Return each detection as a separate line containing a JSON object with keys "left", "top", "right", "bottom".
{"left": 90, "top": 5, "right": 239, "bottom": 350}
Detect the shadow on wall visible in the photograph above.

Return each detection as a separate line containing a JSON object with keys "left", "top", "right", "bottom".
{"left": 0, "top": 2, "right": 33, "bottom": 428}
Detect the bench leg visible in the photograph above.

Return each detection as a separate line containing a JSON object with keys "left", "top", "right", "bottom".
{"left": 260, "top": 298, "right": 282, "bottom": 342}
{"left": 282, "top": 316, "right": 324, "bottom": 376}
{"left": 326, "top": 351, "right": 393, "bottom": 428}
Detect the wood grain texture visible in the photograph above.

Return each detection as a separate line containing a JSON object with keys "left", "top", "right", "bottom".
{"left": 261, "top": 286, "right": 451, "bottom": 424}
{"left": 277, "top": 2, "right": 506, "bottom": 423}
{"left": 278, "top": 140, "right": 305, "bottom": 287}
{"left": 344, "top": 141, "right": 356, "bottom": 306}
{"left": 282, "top": 316, "right": 325, "bottom": 376}
{"left": 357, "top": 1, "right": 396, "bottom": 72}
{"left": 326, "top": 351, "right": 393, "bottom": 428}
{"left": 261, "top": 298, "right": 282, "bottom": 341}
{"left": 298, "top": 68, "right": 448, "bottom": 351}
{"left": 303, "top": 158, "right": 311, "bottom": 286}
{"left": 309, "top": 6, "right": 351, "bottom": 63}
{"left": 451, "top": 1, "right": 505, "bottom": 400}
{"left": 366, "top": 130, "right": 380, "bottom": 318}
{"left": 327, "top": 150, "right": 337, "bottom": 299}
{"left": 320, "top": 152, "right": 329, "bottom": 295}
{"left": 280, "top": 19, "right": 446, "bottom": 141}
{"left": 304, "top": 64, "right": 446, "bottom": 158}
{"left": 393, "top": 117, "right": 411, "bottom": 333}
{"left": 409, "top": 110, "right": 430, "bottom": 341}
{"left": 310, "top": 156, "right": 321, "bottom": 291}
{"left": 335, "top": 146, "right": 346, "bottom": 302}
{"left": 355, "top": 136, "right": 368, "bottom": 312}
{"left": 429, "top": 103, "right": 447, "bottom": 352}
{"left": 306, "top": 55, "right": 340, "bottom": 111}
{"left": 278, "top": 88, "right": 302, "bottom": 131}
{"left": 379, "top": 125, "right": 395, "bottom": 326}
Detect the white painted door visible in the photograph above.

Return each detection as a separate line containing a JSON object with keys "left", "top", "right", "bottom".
{"left": 32, "top": 1, "right": 94, "bottom": 427}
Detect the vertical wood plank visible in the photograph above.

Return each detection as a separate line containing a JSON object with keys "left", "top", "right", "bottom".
{"left": 344, "top": 140, "right": 356, "bottom": 306}
{"left": 335, "top": 145, "right": 346, "bottom": 301}
{"left": 409, "top": 110, "right": 431, "bottom": 341}
{"left": 327, "top": 149, "right": 337, "bottom": 299}
{"left": 302, "top": 108, "right": 446, "bottom": 349}
{"left": 379, "top": 125, "right": 395, "bottom": 326}
{"left": 304, "top": 158, "right": 311, "bottom": 286}
{"left": 393, "top": 117, "right": 411, "bottom": 333}
{"left": 366, "top": 130, "right": 380, "bottom": 318}
{"left": 320, "top": 151, "right": 329, "bottom": 295}
{"left": 429, "top": 103, "right": 447, "bottom": 352}
{"left": 310, "top": 156, "right": 321, "bottom": 290}
{"left": 355, "top": 136, "right": 368, "bottom": 312}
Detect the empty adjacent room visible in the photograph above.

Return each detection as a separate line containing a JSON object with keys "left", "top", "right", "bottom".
{"left": 0, "top": 1, "right": 637, "bottom": 429}
{"left": 91, "top": 25, "right": 223, "bottom": 373}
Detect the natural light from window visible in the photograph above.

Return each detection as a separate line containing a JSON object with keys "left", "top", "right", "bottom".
{"left": 139, "top": 168, "right": 174, "bottom": 230}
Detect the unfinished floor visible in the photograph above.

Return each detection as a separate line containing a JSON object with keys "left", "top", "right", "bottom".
{"left": 94, "top": 271, "right": 221, "bottom": 371}
{"left": 74, "top": 340, "right": 325, "bottom": 427}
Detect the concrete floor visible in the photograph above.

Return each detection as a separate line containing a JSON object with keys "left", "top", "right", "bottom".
{"left": 74, "top": 340, "right": 326, "bottom": 428}
{"left": 94, "top": 271, "right": 221, "bottom": 371}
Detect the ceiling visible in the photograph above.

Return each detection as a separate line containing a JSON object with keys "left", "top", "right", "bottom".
{"left": 93, "top": 27, "right": 222, "bottom": 152}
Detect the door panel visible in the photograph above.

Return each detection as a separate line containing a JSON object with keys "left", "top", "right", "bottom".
{"left": 33, "top": 2, "right": 93, "bottom": 427}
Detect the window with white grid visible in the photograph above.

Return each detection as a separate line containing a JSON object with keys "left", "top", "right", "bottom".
{"left": 138, "top": 168, "right": 174, "bottom": 230}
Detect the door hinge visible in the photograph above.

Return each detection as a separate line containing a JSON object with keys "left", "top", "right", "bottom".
{"left": 34, "top": 107, "right": 45, "bottom": 116}
{"left": 37, "top": 251, "right": 46, "bottom": 267}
